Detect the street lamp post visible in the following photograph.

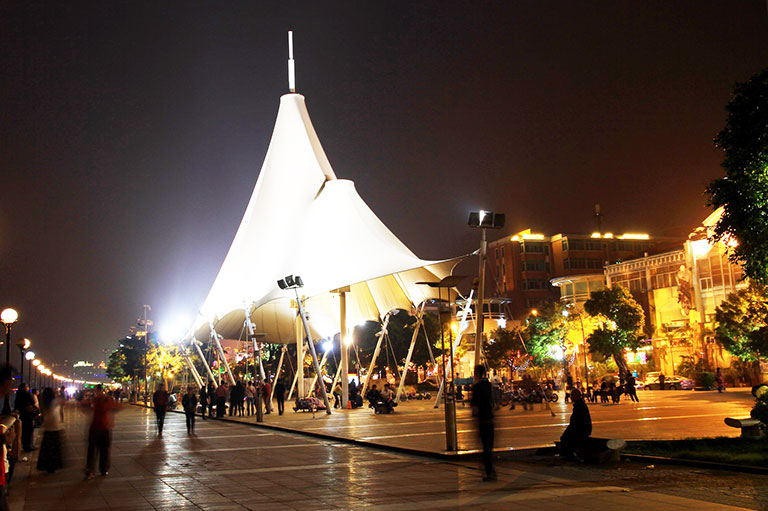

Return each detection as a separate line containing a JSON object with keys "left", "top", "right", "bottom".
{"left": 1, "top": 308, "right": 19, "bottom": 366}
{"left": 468, "top": 212, "right": 505, "bottom": 367}
{"left": 32, "top": 359, "right": 40, "bottom": 388}
{"left": 417, "top": 276, "right": 465, "bottom": 452}
{"left": 16, "top": 338, "right": 30, "bottom": 384}
{"left": 25, "top": 351, "right": 35, "bottom": 387}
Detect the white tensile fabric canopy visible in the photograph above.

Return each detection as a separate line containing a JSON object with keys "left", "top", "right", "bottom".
{"left": 193, "top": 93, "right": 462, "bottom": 344}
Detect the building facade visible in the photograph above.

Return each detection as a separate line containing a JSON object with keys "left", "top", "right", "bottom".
{"left": 488, "top": 228, "right": 682, "bottom": 320}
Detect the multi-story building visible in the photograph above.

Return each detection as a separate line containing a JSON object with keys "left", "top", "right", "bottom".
{"left": 488, "top": 228, "right": 682, "bottom": 320}
{"left": 551, "top": 208, "right": 746, "bottom": 376}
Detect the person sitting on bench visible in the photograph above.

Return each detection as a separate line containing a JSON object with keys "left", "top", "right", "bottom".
{"left": 366, "top": 385, "right": 382, "bottom": 408}
{"left": 560, "top": 388, "right": 592, "bottom": 460}
{"left": 380, "top": 384, "right": 396, "bottom": 412}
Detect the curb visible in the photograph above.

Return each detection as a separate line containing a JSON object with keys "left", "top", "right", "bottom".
{"left": 129, "top": 403, "right": 542, "bottom": 462}
{"left": 620, "top": 453, "right": 768, "bottom": 475}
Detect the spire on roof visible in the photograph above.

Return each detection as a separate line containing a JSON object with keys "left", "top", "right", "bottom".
{"left": 288, "top": 31, "right": 296, "bottom": 93}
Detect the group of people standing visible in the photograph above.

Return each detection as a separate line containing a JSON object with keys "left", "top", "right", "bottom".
{"left": 150, "top": 378, "right": 292, "bottom": 437}
{"left": 563, "top": 373, "right": 639, "bottom": 405}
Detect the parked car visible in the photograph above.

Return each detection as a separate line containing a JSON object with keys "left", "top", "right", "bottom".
{"left": 642, "top": 374, "right": 694, "bottom": 390}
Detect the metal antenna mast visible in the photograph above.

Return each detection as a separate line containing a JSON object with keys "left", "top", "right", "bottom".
{"left": 288, "top": 31, "right": 296, "bottom": 93}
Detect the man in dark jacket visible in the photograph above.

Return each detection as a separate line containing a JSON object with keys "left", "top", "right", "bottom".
{"left": 152, "top": 383, "right": 169, "bottom": 436}
{"left": 274, "top": 379, "right": 286, "bottom": 415}
{"left": 471, "top": 365, "right": 496, "bottom": 481}
{"left": 560, "top": 388, "right": 592, "bottom": 459}
{"left": 13, "top": 383, "right": 36, "bottom": 451}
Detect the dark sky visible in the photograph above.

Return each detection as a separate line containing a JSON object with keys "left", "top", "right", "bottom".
{"left": 2, "top": 2, "right": 767, "bottom": 369}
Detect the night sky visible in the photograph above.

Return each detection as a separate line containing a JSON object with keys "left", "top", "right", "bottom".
{"left": 2, "top": 2, "right": 767, "bottom": 369}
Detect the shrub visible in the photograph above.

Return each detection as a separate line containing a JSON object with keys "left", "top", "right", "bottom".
{"left": 751, "top": 392, "right": 768, "bottom": 425}
{"left": 696, "top": 372, "right": 715, "bottom": 389}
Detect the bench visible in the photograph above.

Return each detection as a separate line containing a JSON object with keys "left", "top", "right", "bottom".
{"left": 555, "top": 437, "right": 626, "bottom": 464}
{"left": 724, "top": 417, "right": 762, "bottom": 437}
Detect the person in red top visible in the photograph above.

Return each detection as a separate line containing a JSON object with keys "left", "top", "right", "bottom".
{"left": 83, "top": 384, "right": 121, "bottom": 479}
{"left": 152, "top": 383, "right": 170, "bottom": 436}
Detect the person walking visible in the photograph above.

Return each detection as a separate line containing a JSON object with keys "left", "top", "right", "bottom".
{"left": 13, "top": 383, "right": 37, "bottom": 452}
{"left": 471, "top": 364, "right": 496, "bottom": 482}
{"left": 560, "top": 388, "right": 592, "bottom": 460}
{"left": 264, "top": 379, "right": 272, "bottom": 414}
{"left": 625, "top": 373, "right": 639, "bottom": 402}
{"left": 36, "top": 387, "right": 65, "bottom": 473}
{"left": 215, "top": 383, "right": 227, "bottom": 418}
{"left": 199, "top": 384, "right": 209, "bottom": 420}
{"left": 83, "top": 384, "right": 121, "bottom": 479}
{"left": 207, "top": 382, "right": 216, "bottom": 418}
{"left": 658, "top": 373, "right": 666, "bottom": 391}
{"left": 274, "top": 379, "right": 286, "bottom": 415}
{"left": 245, "top": 382, "right": 255, "bottom": 416}
{"left": 182, "top": 386, "right": 198, "bottom": 435}
{"left": 152, "top": 383, "right": 170, "bottom": 436}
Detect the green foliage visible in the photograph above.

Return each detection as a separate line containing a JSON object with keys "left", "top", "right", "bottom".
{"left": 584, "top": 285, "right": 645, "bottom": 374}
{"left": 106, "top": 335, "right": 148, "bottom": 383}
{"left": 521, "top": 305, "right": 567, "bottom": 366}
{"left": 589, "top": 359, "right": 618, "bottom": 381}
{"left": 676, "top": 356, "right": 711, "bottom": 379}
{"left": 706, "top": 67, "right": 768, "bottom": 283}
{"left": 695, "top": 372, "right": 715, "bottom": 389}
{"left": 354, "top": 311, "right": 442, "bottom": 375}
{"left": 713, "top": 283, "right": 768, "bottom": 361}
{"left": 751, "top": 392, "right": 768, "bottom": 425}
{"left": 485, "top": 327, "right": 526, "bottom": 371}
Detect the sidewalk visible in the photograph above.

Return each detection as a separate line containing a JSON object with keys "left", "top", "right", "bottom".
{"left": 203, "top": 389, "right": 754, "bottom": 455}
{"left": 9, "top": 403, "right": 764, "bottom": 510}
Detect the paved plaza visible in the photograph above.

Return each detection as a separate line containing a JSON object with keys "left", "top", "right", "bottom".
{"left": 225, "top": 388, "right": 755, "bottom": 454}
{"left": 8, "top": 403, "right": 768, "bottom": 510}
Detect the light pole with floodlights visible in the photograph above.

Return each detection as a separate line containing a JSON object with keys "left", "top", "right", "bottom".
{"left": 1, "top": 308, "right": 19, "bottom": 366}
{"left": 16, "top": 338, "right": 30, "bottom": 384}
{"left": 467, "top": 212, "right": 505, "bottom": 367}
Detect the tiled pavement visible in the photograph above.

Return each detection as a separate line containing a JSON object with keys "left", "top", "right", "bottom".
{"left": 223, "top": 388, "right": 755, "bottom": 454}
{"left": 7, "top": 404, "right": 767, "bottom": 510}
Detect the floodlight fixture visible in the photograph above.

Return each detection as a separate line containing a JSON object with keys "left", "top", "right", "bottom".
{"left": 467, "top": 210, "right": 505, "bottom": 230}
{"left": 276, "top": 274, "right": 304, "bottom": 290}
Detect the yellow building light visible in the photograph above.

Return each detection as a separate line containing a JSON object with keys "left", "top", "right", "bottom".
{"left": 618, "top": 233, "right": 649, "bottom": 240}
{"left": 603, "top": 232, "right": 613, "bottom": 238}
{"left": 591, "top": 232, "right": 601, "bottom": 238}
{"left": 522, "top": 233, "right": 545, "bottom": 240}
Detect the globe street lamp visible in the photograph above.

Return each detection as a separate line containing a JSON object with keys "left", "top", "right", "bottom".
{"left": 32, "top": 359, "right": 40, "bottom": 388}
{"left": 16, "top": 338, "right": 30, "bottom": 384}
{"left": 1, "top": 308, "right": 19, "bottom": 366}
{"left": 25, "top": 351, "right": 35, "bottom": 387}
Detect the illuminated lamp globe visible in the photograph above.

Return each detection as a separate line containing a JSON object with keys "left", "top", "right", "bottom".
{"left": 32, "top": 359, "right": 40, "bottom": 367}
{"left": 25, "top": 351, "right": 35, "bottom": 361}
{"left": 1, "top": 308, "right": 18, "bottom": 324}
{"left": 16, "top": 338, "right": 31, "bottom": 350}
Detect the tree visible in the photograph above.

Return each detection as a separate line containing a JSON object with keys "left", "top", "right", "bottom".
{"left": 484, "top": 327, "right": 526, "bottom": 371}
{"left": 713, "top": 283, "right": 768, "bottom": 362}
{"left": 106, "top": 334, "right": 148, "bottom": 384}
{"left": 146, "top": 345, "right": 185, "bottom": 389}
{"left": 522, "top": 307, "right": 567, "bottom": 366}
{"left": 706, "top": 67, "right": 768, "bottom": 283}
{"left": 583, "top": 285, "right": 645, "bottom": 375}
